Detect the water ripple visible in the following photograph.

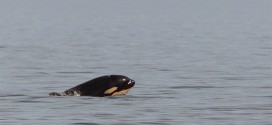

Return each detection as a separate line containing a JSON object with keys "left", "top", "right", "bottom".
{"left": 168, "top": 85, "right": 231, "bottom": 89}
{"left": 72, "top": 123, "right": 102, "bottom": 125}
{"left": 56, "top": 71, "right": 95, "bottom": 74}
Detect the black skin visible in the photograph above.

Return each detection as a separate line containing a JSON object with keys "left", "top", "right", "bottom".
{"left": 49, "top": 75, "right": 135, "bottom": 97}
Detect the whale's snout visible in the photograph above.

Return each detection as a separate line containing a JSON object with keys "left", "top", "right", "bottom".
{"left": 127, "top": 79, "right": 135, "bottom": 88}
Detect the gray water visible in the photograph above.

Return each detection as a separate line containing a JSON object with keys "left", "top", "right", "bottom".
{"left": 0, "top": 0, "right": 271, "bottom": 125}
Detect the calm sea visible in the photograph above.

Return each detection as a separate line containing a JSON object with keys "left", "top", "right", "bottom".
{"left": 0, "top": 0, "right": 271, "bottom": 125}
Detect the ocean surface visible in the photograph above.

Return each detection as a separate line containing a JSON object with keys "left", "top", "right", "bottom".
{"left": 0, "top": 0, "right": 271, "bottom": 125}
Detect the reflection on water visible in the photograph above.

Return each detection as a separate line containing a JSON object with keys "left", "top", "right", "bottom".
{"left": 0, "top": 0, "right": 271, "bottom": 125}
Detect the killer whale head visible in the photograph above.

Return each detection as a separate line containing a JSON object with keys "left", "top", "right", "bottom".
{"left": 49, "top": 75, "right": 135, "bottom": 97}
{"left": 103, "top": 75, "right": 135, "bottom": 96}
